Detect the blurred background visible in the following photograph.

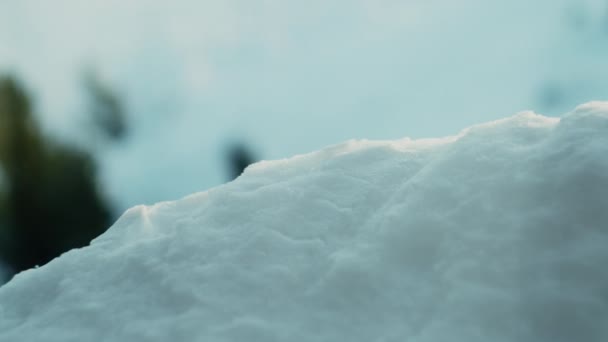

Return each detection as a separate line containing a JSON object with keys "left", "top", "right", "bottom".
{"left": 1, "top": 0, "right": 607, "bottom": 283}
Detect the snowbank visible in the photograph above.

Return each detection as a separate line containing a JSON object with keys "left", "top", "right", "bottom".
{"left": 1, "top": 103, "right": 608, "bottom": 341}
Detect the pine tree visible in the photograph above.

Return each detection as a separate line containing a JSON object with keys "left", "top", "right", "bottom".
{"left": 0, "top": 76, "right": 112, "bottom": 276}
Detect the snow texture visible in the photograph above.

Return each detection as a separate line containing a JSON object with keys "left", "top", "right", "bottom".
{"left": 1, "top": 102, "right": 608, "bottom": 341}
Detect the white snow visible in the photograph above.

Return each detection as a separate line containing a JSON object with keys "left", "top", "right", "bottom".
{"left": 1, "top": 103, "right": 608, "bottom": 341}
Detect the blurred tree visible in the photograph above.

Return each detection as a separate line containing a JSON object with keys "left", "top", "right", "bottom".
{"left": 226, "top": 143, "right": 257, "bottom": 181}
{"left": 0, "top": 75, "right": 112, "bottom": 277}
{"left": 83, "top": 70, "right": 127, "bottom": 142}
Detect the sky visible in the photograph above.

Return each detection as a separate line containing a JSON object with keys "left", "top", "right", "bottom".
{"left": 1, "top": 0, "right": 607, "bottom": 210}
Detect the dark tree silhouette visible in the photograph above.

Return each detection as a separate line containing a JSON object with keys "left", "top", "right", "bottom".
{"left": 0, "top": 75, "right": 112, "bottom": 277}
{"left": 226, "top": 143, "right": 257, "bottom": 181}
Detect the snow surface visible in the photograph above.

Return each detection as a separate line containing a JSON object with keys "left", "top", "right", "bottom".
{"left": 1, "top": 102, "right": 608, "bottom": 341}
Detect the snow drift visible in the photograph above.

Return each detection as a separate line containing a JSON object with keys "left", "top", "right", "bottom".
{"left": 1, "top": 103, "right": 608, "bottom": 341}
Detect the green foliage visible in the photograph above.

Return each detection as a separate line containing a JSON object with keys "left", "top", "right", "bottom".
{"left": 0, "top": 75, "right": 112, "bottom": 276}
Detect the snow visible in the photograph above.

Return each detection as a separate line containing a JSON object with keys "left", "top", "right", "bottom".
{"left": 1, "top": 102, "right": 608, "bottom": 341}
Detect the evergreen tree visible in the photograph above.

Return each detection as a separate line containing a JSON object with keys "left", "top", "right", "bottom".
{"left": 0, "top": 75, "right": 111, "bottom": 276}
{"left": 226, "top": 143, "right": 257, "bottom": 181}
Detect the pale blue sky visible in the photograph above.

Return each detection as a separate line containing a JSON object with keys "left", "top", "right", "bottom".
{"left": 1, "top": 0, "right": 607, "bottom": 210}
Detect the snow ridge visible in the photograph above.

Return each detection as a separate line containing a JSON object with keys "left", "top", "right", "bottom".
{"left": 1, "top": 103, "right": 607, "bottom": 342}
